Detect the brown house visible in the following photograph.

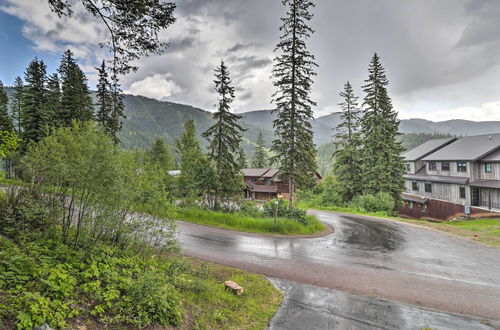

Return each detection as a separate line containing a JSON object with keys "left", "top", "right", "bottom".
{"left": 242, "top": 168, "right": 290, "bottom": 201}
{"left": 242, "top": 168, "right": 322, "bottom": 201}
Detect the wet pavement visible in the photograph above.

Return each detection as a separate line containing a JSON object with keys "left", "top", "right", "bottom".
{"left": 268, "top": 278, "right": 500, "bottom": 330}
{"left": 178, "top": 210, "right": 500, "bottom": 324}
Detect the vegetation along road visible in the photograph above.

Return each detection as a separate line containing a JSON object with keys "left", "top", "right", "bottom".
{"left": 178, "top": 210, "right": 500, "bottom": 329}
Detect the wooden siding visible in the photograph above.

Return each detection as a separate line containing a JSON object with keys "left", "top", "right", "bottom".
{"left": 475, "top": 162, "right": 500, "bottom": 180}
{"left": 404, "top": 179, "right": 469, "bottom": 205}
{"left": 426, "top": 161, "right": 470, "bottom": 177}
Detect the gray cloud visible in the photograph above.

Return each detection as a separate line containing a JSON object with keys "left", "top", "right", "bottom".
{"left": 4, "top": 0, "right": 500, "bottom": 120}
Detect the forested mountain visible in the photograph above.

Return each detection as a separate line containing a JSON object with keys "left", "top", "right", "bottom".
{"left": 5, "top": 87, "right": 500, "bottom": 156}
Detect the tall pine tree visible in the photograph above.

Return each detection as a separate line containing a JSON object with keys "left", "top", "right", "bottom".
{"left": 271, "top": 0, "right": 318, "bottom": 208}
{"left": 95, "top": 60, "right": 113, "bottom": 135}
{"left": 360, "top": 53, "right": 405, "bottom": 206}
{"left": 333, "top": 81, "right": 362, "bottom": 202}
{"left": 11, "top": 77, "right": 23, "bottom": 135}
{"left": 202, "top": 60, "right": 245, "bottom": 206}
{"left": 58, "top": 50, "right": 94, "bottom": 126}
{"left": 252, "top": 131, "right": 268, "bottom": 168}
{"left": 237, "top": 147, "right": 247, "bottom": 169}
{"left": 21, "top": 58, "right": 49, "bottom": 144}
{"left": 109, "top": 67, "right": 125, "bottom": 143}
{"left": 0, "top": 81, "right": 13, "bottom": 132}
{"left": 45, "top": 73, "right": 62, "bottom": 127}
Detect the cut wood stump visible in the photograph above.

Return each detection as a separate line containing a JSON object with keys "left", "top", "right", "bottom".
{"left": 224, "top": 280, "right": 244, "bottom": 296}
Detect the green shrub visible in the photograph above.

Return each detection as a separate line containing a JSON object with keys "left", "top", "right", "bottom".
{"left": 263, "top": 199, "right": 309, "bottom": 225}
{"left": 351, "top": 192, "right": 395, "bottom": 213}
{"left": 239, "top": 202, "right": 262, "bottom": 217}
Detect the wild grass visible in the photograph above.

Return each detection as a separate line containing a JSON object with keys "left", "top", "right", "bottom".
{"left": 175, "top": 208, "right": 325, "bottom": 235}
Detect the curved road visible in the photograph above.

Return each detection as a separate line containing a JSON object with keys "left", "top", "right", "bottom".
{"left": 178, "top": 210, "right": 500, "bottom": 326}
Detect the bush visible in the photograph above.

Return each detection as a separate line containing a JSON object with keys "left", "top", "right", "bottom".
{"left": 350, "top": 192, "right": 395, "bottom": 213}
{"left": 263, "top": 199, "right": 309, "bottom": 225}
{"left": 239, "top": 202, "right": 262, "bottom": 217}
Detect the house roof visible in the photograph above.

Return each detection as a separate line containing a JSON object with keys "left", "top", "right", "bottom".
{"left": 260, "top": 169, "right": 279, "bottom": 178}
{"left": 402, "top": 138, "right": 456, "bottom": 161}
{"left": 250, "top": 185, "right": 278, "bottom": 193}
{"left": 470, "top": 180, "right": 500, "bottom": 189}
{"left": 404, "top": 167, "right": 469, "bottom": 185}
{"left": 479, "top": 148, "right": 500, "bottom": 162}
{"left": 422, "top": 133, "right": 500, "bottom": 161}
{"left": 242, "top": 168, "right": 271, "bottom": 177}
{"left": 402, "top": 193, "right": 429, "bottom": 204}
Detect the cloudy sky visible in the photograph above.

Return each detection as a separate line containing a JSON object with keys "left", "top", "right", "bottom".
{"left": 1, "top": 0, "right": 500, "bottom": 121}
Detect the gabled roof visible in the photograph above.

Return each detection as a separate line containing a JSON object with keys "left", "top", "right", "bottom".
{"left": 402, "top": 138, "right": 456, "bottom": 161}
{"left": 423, "top": 133, "right": 500, "bottom": 161}
{"left": 242, "top": 168, "right": 270, "bottom": 177}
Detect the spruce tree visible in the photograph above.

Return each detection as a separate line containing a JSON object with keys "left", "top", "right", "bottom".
{"left": 360, "top": 53, "right": 405, "bottom": 205}
{"left": 11, "top": 77, "right": 23, "bottom": 134}
{"left": 252, "top": 131, "right": 268, "bottom": 168}
{"left": 271, "top": 0, "right": 318, "bottom": 208}
{"left": 202, "top": 61, "right": 245, "bottom": 206}
{"left": 109, "top": 73, "right": 125, "bottom": 143}
{"left": 58, "top": 50, "right": 94, "bottom": 125}
{"left": 237, "top": 147, "right": 247, "bottom": 169}
{"left": 0, "top": 81, "right": 13, "bottom": 132}
{"left": 21, "top": 58, "right": 48, "bottom": 144}
{"left": 95, "top": 60, "right": 113, "bottom": 134}
{"left": 147, "top": 138, "right": 174, "bottom": 172}
{"left": 46, "top": 73, "right": 61, "bottom": 126}
{"left": 333, "top": 81, "right": 362, "bottom": 202}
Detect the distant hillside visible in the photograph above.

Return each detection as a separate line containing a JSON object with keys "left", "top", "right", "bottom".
{"left": 4, "top": 87, "right": 500, "bottom": 155}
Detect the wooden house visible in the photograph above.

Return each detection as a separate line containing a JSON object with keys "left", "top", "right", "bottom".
{"left": 401, "top": 133, "right": 500, "bottom": 221}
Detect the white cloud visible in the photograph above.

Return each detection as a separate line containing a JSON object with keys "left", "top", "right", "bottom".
{"left": 417, "top": 100, "right": 500, "bottom": 122}
{"left": 125, "top": 74, "right": 182, "bottom": 101}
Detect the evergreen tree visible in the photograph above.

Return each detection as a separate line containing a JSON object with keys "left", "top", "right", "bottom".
{"left": 0, "top": 81, "right": 13, "bottom": 132}
{"left": 332, "top": 81, "right": 362, "bottom": 202}
{"left": 360, "top": 53, "right": 405, "bottom": 206}
{"left": 11, "top": 77, "right": 23, "bottom": 135}
{"left": 109, "top": 73, "right": 125, "bottom": 144}
{"left": 58, "top": 50, "right": 94, "bottom": 125}
{"left": 271, "top": 0, "right": 318, "bottom": 208}
{"left": 45, "top": 73, "right": 61, "bottom": 126}
{"left": 251, "top": 131, "right": 268, "bottom": 168}
{"left": 21, "top": 58, "right": 48, "bottom": 144}
{"left": 237, "top": 147, "right": 247, "bottom": 169}
{"left": 95, "top": 60, "right": 113, "bottom": 134}
{"left": 147, "top": 138, "right": 174, "bottom": 172}
{"left": 202, "top": 61, "right": 245, "bottom": 206}
{"left": 176, "top": 119, "right": 204, "bottom": 198}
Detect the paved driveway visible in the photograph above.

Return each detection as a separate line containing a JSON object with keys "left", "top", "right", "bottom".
{"left": 178, "top": 210, "right": 500, "bottom": 326}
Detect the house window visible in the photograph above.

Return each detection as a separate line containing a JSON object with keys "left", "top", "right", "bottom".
{"left": 425, "top": 183, "right": 432, "bottom": 193}
{"left": 459, "top": 187, "right": 466, "bottom": 199}
{"left": 412, "top": 182, "right": 419, "bottom": 191}
{"left": 457, "top": 162, "right": 467, "bottom": 172}
{"left": 428, "top": 162, "right": 437, "bottom": 171}
{"left": 485, "top": 163, "right": 492, "bottom": 173}
{"left": 441, "top": 162, "right": 450, "bottom": 171}
{"left": 265, "top": 179, "right": 271, "bottom": 185}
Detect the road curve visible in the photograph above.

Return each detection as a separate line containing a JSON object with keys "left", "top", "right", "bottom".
{"left": 178, "top": 210, "right": 500, "bottom": 320}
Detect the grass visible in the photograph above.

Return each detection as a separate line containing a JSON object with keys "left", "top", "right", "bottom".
{"left": 175, "top": 208, "right": 325, "bottom": 235}
{"left": 297, "top": 201, "right": 500, "bottom": 247}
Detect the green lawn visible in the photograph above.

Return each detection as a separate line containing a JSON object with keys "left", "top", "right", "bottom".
{"left": 175, "top": 208, "right": 325, "bottom": 235}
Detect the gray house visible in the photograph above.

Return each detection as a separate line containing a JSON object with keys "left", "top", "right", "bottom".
{"left": 401, "top": 134, "right": 500, "bottom": 220}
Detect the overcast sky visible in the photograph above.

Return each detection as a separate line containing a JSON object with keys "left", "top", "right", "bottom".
{"left": 1, "top": 0, "right": 500, "bottom": 121}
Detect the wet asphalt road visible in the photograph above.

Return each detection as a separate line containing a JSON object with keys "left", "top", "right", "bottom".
{"left": 178, "top": 210, "right": 500, "bottom": 326}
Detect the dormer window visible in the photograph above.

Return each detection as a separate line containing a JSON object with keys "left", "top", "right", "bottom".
{"left": 428, "top": 162, "right": 437, "bottom": 171}
{"left": 404, "top": 163, "right": 411, "bottom": 173}
{"left": 441, "top": 162, "right": 450, "bottom": 171}
{"left": 457, "top": 162, "right": 467, "bottom": 172}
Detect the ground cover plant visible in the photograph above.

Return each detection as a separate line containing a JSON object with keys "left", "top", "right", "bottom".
{"left": 175, "top": 207, "right": 324, "bottom": 235}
